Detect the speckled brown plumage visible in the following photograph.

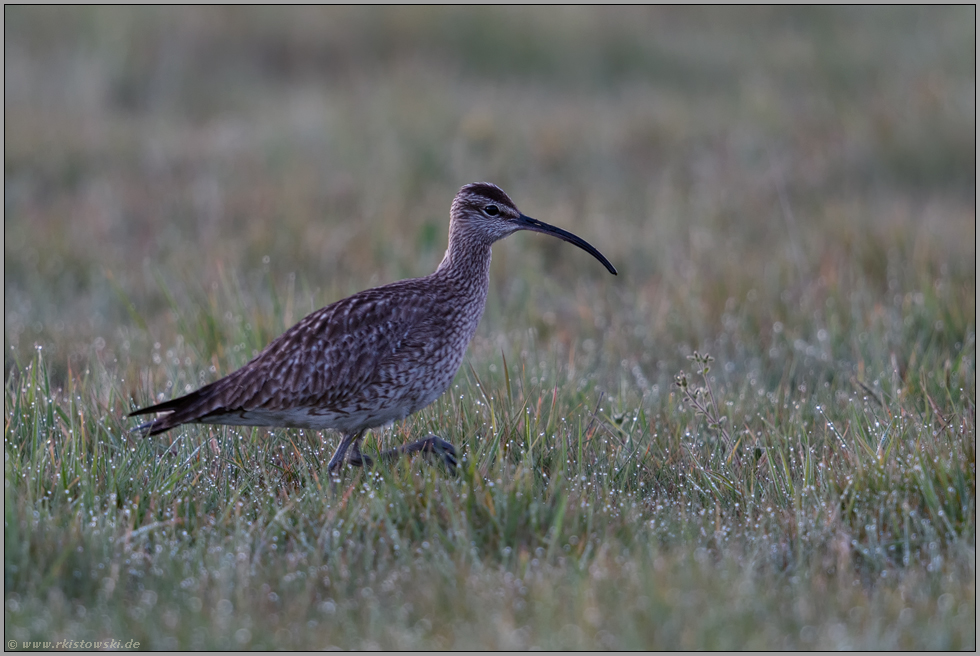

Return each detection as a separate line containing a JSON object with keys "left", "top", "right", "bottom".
{"left": 130, "top": 182, "right": 617, "bottom": 472}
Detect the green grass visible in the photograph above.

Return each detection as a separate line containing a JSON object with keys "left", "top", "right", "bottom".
{"left": 4, "top": 6, "right": 976, "bottom": 650}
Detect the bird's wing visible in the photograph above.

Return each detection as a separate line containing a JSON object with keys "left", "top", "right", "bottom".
{"left": 131, "top": 282, "right": 431, "bottom": 433}
{"left": 244, "top": 289, "right": 423, "bottom": 408}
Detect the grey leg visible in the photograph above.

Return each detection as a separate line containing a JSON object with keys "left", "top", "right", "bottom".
{"left": 327, "top": 430, "right": 365, "bottom": 472}
{"left": 348, "top": 434, "right": 458, "bottom": 473}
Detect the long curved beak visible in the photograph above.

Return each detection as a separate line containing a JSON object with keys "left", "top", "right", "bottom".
{"left": 515, "top": 214, "right": 618, "bottom": 275}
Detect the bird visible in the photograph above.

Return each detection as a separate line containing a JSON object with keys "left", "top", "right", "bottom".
{"left": 130, "top": 182, "right": 617, "bottom": 473}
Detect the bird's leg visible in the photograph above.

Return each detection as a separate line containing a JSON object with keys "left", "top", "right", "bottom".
{"left": 375, "top": 435, "right": 458, "bottom": 473}
{"left": 346, "top": 439, "right": 375, "bottom": 469}
{"left": 331, "top": 432, "right": 457, "bottom": 474}
{"left": 327, "top": 430, "right": 365, "bottom": 473}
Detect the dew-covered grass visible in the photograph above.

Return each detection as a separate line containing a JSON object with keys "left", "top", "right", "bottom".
{"left": 4, "top": 6, "right": 976, "bottom": 650}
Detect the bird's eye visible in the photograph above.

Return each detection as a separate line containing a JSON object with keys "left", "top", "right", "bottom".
{"left": 484, "top": 204, "right": 499, "bottom": 216}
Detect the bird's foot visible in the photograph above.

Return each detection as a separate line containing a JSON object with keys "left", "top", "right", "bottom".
{"left": 329, "top": 434, "right": 457, "bottom": 475}
{"left": 341, "top": 435, "right": 458, "bottom": 474}
{"left": 345, "top": 448, "right": 375, "bottom": 469}
{"left": 402, "top": 435, "right": 458, "bottom": 473}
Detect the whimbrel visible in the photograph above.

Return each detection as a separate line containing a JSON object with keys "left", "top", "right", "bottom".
{"left": 131, "top": 182, "right": 617, "bottom": 472}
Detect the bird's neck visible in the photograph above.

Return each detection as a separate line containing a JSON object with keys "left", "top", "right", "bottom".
{"left": 435, "top": 222, "right": 494, "bottom": 297}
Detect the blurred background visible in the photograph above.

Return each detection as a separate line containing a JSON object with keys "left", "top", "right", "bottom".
{"left": 4, "top": 6, "right": 975, "bottom": 394}
{"left": 5, "top": 9, "right": 975, "bottom": 648}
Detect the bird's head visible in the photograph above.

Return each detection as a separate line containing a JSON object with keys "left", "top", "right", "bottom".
{"left": 450, "top": 182, "right": 617, "bottom": 275}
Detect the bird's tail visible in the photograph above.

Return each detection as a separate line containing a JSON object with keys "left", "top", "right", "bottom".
{"left": 129, "top": 386, "right": 216, "bottom": 436}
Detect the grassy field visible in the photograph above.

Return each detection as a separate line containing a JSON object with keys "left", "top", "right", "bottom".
{"left": 4, "top": 6, "right": 975, "bottom": 649}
